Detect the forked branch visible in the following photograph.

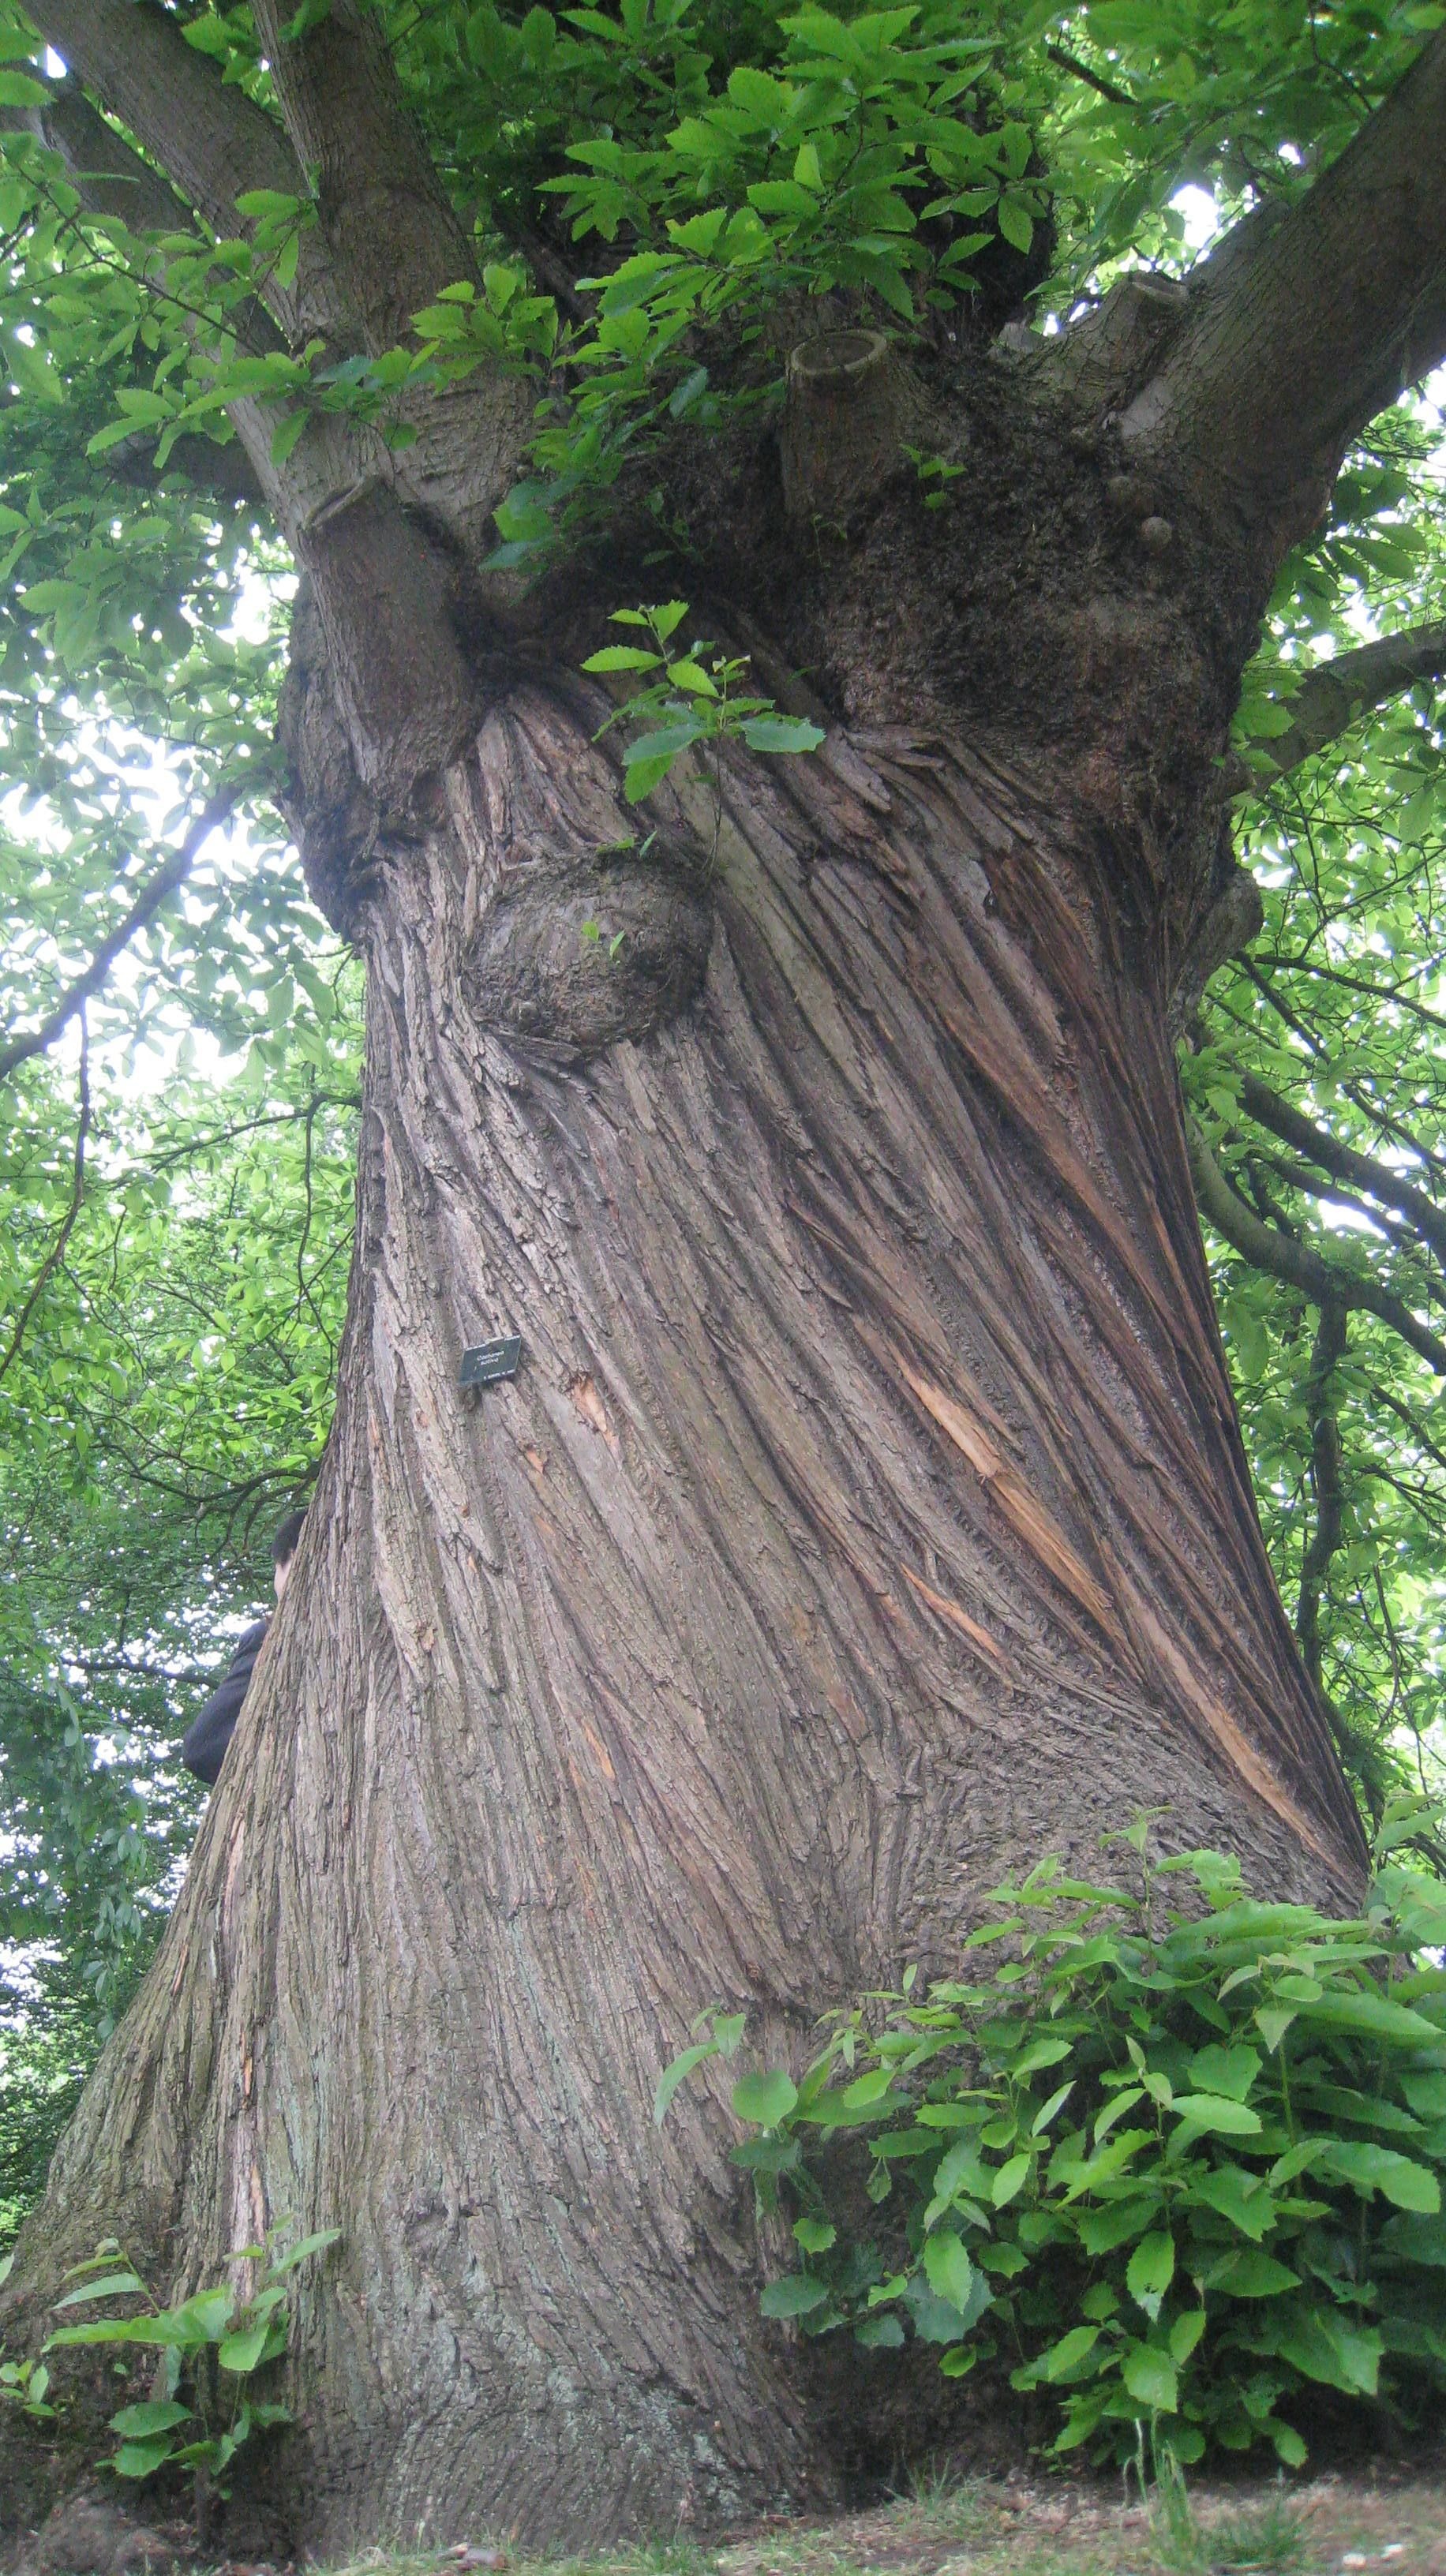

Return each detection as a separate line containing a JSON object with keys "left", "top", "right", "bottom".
{"left": 21, "top": 0, "right": 339, "bottom": 342}
{"left": 1188, "top": 1123, "right": 1446, "bottom": 1374}
{"left": 248, "top": 0, "right": 477, "bottom": 349}
{"left": 1121, "top": 28, "right": 1446, "bottom": 540}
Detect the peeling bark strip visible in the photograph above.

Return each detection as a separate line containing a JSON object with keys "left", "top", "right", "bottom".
{"left": 4, "top": 700, "right": 1363, "bottom": 2547}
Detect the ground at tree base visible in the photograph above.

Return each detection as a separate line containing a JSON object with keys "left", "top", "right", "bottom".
{"left": 9, "top": 2469, "right": 1446, "bottom": 2576}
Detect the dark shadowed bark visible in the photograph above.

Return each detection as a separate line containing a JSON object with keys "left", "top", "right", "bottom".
{"left": 6, "top": 3, "right": 1444, "bottom": 2552}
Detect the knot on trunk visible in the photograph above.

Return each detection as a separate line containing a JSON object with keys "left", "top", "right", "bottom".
{"left": 779, "top": 329, "right": 930, "bottom": 525}
{"left": 466, "top": 839, "right": 711, "bottom": 1055}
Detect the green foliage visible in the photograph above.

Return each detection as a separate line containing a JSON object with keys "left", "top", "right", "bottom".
{"left": 0, "top": 1999, "right": 101, "bottom": 2254}
{"left": 0, "top": 2252, "right": 55, "bottom": 2420}
{"left": 41, "top": 2225, "right": 339, "bottom": 2492}
{"left": 662, "top": 1806, "right": 1446, "bottom": 2467}
{"left": 1184, "top": 406, "right": 1446, "bottom": 1818}
{"left": 583, "top": 599, "right": 823, "bottom": 811}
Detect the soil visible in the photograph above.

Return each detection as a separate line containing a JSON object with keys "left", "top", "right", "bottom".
{"left": 12, "top": 2464, "right": 1446, "bottom": 2576}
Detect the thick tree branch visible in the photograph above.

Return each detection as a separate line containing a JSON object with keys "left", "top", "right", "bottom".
{"left": 1, "top": 73, "right": 180, "bottom": 231}
{"left": 25, "top": 0, "right": 298, "bottom": 236}
{"left": 1237, "top": 1069, "right": 1446, "bottom": 1275}
{"left": 1231, "top": 620, "right": 1446, "bottom": 784}
{"left": 21, "top": 0, "right": 339, "bottom": 342}
{"left": 1120, "top": 28, "right": 1446, "bottom": 537}
{"left": 1188, "top": 1121, "right": 1446, "bottom": 1373}
{"left": 247, "top": 0, "right": 475, "bottom": 350}
{"left": 0, "top": 784, "right": 240, "bottom": 1086}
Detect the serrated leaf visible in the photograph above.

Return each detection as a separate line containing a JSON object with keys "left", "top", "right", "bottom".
{"left": 922, "top": 2230, "right": 974, "bottom": 2312}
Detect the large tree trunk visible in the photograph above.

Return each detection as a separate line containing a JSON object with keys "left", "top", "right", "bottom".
{"left": 2, "top": 663, "right": 1364, "bottom": 2548}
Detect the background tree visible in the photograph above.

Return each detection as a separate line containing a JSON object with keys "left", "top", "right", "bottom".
{"left": 1, "top": 0, "right": 1445, "bottom": 2548}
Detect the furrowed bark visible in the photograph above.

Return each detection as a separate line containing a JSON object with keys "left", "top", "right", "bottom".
{"left": 2, "top": 6, "right": 1411, "bottom": 2546}
{"left": 1120, "top": 27, "right": 1446, "bottom": 536}
{"left": 249, "top": 0, "right": 475, "bottom": 349}
{"left": 1297, "top": 1301, "right": 1348, "bottom": 1693}
{"left": 0, "top": 702, "right": 1367, "bottom": 2551}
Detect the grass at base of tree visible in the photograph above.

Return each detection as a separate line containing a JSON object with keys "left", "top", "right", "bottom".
{"left": 299, "top": 2466, "right": 1446, "bottom": 2576}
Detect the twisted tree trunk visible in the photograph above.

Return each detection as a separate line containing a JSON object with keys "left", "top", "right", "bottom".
{"left": 8, "top": 0, "right": 1443, "bottom": 2548}
{"left": 2, "top": 665, "right": 1362, "bottom": 2550}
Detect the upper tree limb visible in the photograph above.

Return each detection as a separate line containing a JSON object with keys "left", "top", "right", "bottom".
{"left": 1119, "top": 28, "right": 1446, "bottom": 542}
{"left": 21, "top": 0, "right": 343, "bottom": 342}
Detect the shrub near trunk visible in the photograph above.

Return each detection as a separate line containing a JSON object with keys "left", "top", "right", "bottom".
{"left": 669, "top": 1803, "right": 1446, "bottom": 2467}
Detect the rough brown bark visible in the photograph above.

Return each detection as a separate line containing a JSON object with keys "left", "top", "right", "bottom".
{"left": 9, "top": 1, "right": 1434, "bottom": 2550}
{"left": 2, "top": 661, "right": 1365, "bottom": 2550}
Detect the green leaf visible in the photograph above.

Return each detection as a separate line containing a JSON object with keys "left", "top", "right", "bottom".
{"left": 109, "top": 2400, "right": 192, "bottom": 2438}
{"left": 108, "top": 2439, "right": 179, "bottom": 2481}
{"left": 1186, "top": 2043, "right": 1261, "bottom": 2102}
{"left": 270, "top": 410, "right": 310, "bottom": 467}
{"left": 51, "top": 2272, "right": 147, "bottom": 2309}
{"left": 995, "top": 193, "right": 1033, "bottom": 254}
{"left": 991, "top": 2152, "right": 1031, "bottom": 2207}
{"left": 219, "top": 2320, "right": 272, "bottom": 2373}
{"left": 739, "top": 715, "right": 826, "bottom": 755}
{"left": 732, "top": 2069, "right": 799, "bottom": 2128}
{"left": 1121, "top": 2342, "right": 1178, "bottom": 2412}
{"left": 623, "top": 753, "right": 677, "bottom": 804}
{"left": 654, "top": 2040, "right": 717, "bottom": 2124}
{"left": 1254, "top": 2007, "right": 1298, "bottom": 2053}
{"left": 1293, "top": 1992, "right": 1440, "bottom": 2046}
{"left": 792, "top": 2217, "right": 836, "bottom": 2253}
{"left": 1189, "top": 2163, "right": 1276, "bottom": 2241}
{"left": 1125, "top": 2230, "right": 1175, "bottom": 2320}
{"left": 582, "top": 647, "right": 663, "bottom": 672}
{"left": 265, "top": 2230, "right": 340, "bottom": 2275}
{"left": 1036, "top": 2323, "right": 1100, "bottom": 2381}
{"left": 1170, "top": 2093, "right": 1263, "bottom": 2136}
{"left": 921, "top": 2230, "right": 974, "bottom": 2314}
{"left": 855, "top": 2312, "right": 905, "bottom": 2347}
{"left": 665, "top": 660, "right": 719, "bottom": 698}
{"left": 1277, "top": 2312, "right": 1381, "bottom": 2395}
{"left": 234, "top": 190, "right": 305, "bottom": 219}
{"left": 759, "top": 2273, "right": 830, "bottom": 2317}
{"left": 1321, "top": 2141, "right": 1441, "bottom": 2211}
{"left": 1201, "top": 2248, "right": 1301, "bottom": 2298}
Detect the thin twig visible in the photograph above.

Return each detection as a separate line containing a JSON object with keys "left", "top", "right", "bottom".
{"left": 0, "top": 1012, "right": 92, "bottom": 1387}
{"left": 0, "top": 782, "right": 242, "bottom": 1084}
